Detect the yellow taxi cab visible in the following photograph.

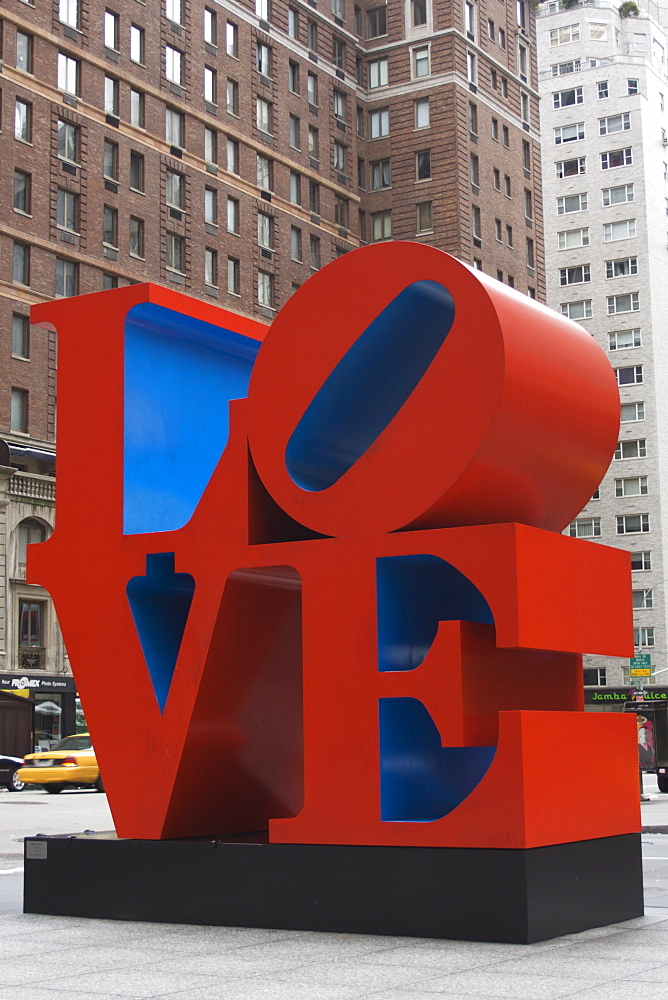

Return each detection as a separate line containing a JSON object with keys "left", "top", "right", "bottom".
{"left": 17, "top": 733, "right": 103, "bottom": 794}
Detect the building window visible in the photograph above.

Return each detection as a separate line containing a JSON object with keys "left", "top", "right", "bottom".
{"left": 415, "top": 98, "right": 430, "bottom": 129}
{"left": 226, "top": 138, "right": 239, "bottom": 173}
{"left": 14, "top": 171, "right": 31, "bottom": 215}
{"left": 227, "top": 257, "right": 240, "bottom": 295}
{"left": 584, "top": 668, "right": 607, "bottom": 686}
{"left": 634, "top": 627, "right": 654, "bottom": 647}
{"left": 16, "top": 32, "right": 33, "bottom": 74}
{"left": 472, "top": 205, "right": 481, "bottom": 241}
{"left": 617, "top": 514, "right": 650, "bottom": 534}
{"left": 616, "top": 476, "right": 648, "bottom": 497}
{"left": 166, "top": 170, "right": 184, "bottom": 209}
{"left": 553, "top": 87, "right": 583, "bottom": 109}
{"left": 559, "top": 264, "right": 590, "bottom": 285}
{"left": 526, "top": 237, "right": 535, "bottom": 268}
{"left": 369, "top": 57, "right": 389, "bottom": 88}
{"left": 257, "top": 42, "right": 272, "bottom": 77}
{"left": 601, "top": 148, "right": 633, "bottom": 170}
{"left": 369, "top": 159, "right": 390, "bottom": 190}
{"left": 369, "top": 109, "right": 390, "bottom": 138}
{"left": 557, "top": 227, "right": 589, "bottom": 250}
{"left": 104, "top": 76, "right": 119, "bottom": 116}
{"left": 615, "top": 364, "right": 643, "bottom": 385}
{"left": 615, "top": 439, "right": 646, "bottom": 459}
{"left": 103, "top": 205, "right": 118, "bottom": 247}
{"left": 505, "top": 225, "right": 513, "bottom": 247}
{"left": 103, "top": 139, "right": 119, "bottom": 180}
{"left": 416, "top": 150, "right": 431, "bottom": 180}
{"left": 633, "top": 589, "right": 653, "bottom": 610}
{"left": 334, "top": 142, "right": 347, "bottom": 172}
{"left": 550, "top": 24, "right": 580, "bottom": 46}
{"left": 258, "top": 270, "right": 274, "bottom": 307}
{"left": 290, "top": 171, "right": 301, "bottom": 205}
{"left": 10, "top": 389, "right": 28, "bottom": 434}
{"left": 257, "top": 212, "right": 273, "bottom": 249}
{"left": 60, "top": 0, "right": 79, "bottom": 28}
{"left": 310, "top": 235, "right": 321, "bottom": 269}
{"left": 130, "top": 90, "right": 145, "bottom": 128}
{"left": 498, "top": 27, "right": 506, "bottom": 48}
{"left": 602, "top": 186, "right": 634, "bottom": 209}
{"left": 334, "top": 90, "right": 346, "bottom": 121}
{"left": 205, "top": 248, "right": 218, "bottom": 287}
{"left": 372, "top": 210, "right": 392, "bottom": 241}
{"left": 631, "top": 551, "right": 652, "bottom": 570}
{"left": 12, "top": 315, "right": 30, "bottom": 359}
{"left": 290, "top": 226, "right": 302, "bottom": 262}
{"left": 55, "top": 257, "right": 78, "bottom": 296}
{"left": 204, "top": 8, "right": 217, "bottom": 45}
{"left": 289, "top": 115, "right": 300, "bottom": 149}
{"left": 12, "top": 241, "right": 30, "bottom": 286}
{"left": 470, "top": 154, "right": 479, "bottom": 188}
{"left": 57, "top": 188, "right": 78, "bottom": 231}
{"left": 603, "top": 219, "right": 636, "bottom": 243}
{"left": 289, "top": 62, "right": 300, "bottom": 94}
{"left": 607, "top": 293, "right": 639, "bottom": 315}
{"left": 335, "top": 197, "right": 349, "bottom": 228}
{"left": 227, "top": 196, "right": 239, "bottom": 234}
{"left": 256, "top": 0, "right": 270, "bottom": 20}
{"left": 554, "top": 123, "right": 585, "bottom": 145}
{"left": 413, "top": 46, "right": 430, "bottom": 78}
{"left": 557, "top": 193, "right": 587, "bottom": 215}
{"left": 599, "top": 113, "right": 631, "bottom": 136}
{"left": 104, "top": 10, "right": 119, "bottom": 50}
{"left": 257, "top": 97, "right": 272, "bottom": 134}
{"left": 606, "top": 257, "right": 638, "bottom": 279}
{"left": 416, "top": 201, "right": 433, "bottom": 234}
{"left": 226, "top": 22, "right": 238, "bottom": 57}
{"left": 621, "top": 402, "right": 644, "bottom": 423}
{"left": 556, "top": 157, "right": 586, "bottom": 179}
{"left": 166, "top": 233, "right": 185, "bottom": 272}
{"left": 551, "top": 59, "right": 581, "bottom": 76}
{"left": 367, "top": 6, "right": 387, "bottom": 37}
{"left": 308, "top": 126, "right": 319, "bottom": 159}
{"left": 495, "top": 218, "right": 502, "bottom": 241}
{"left": 165, "top": 46, "right": 183, "bottom": 86}
{"left": 333, "top": 38, "right": 345, "bottom": 70}
{"left": 467, "top": 51, "right": 476, "bottom": 84}
{"left": 226, "top": 80, "right": 239, "bottom": 116}
{"left": 126, "top": 151, "right": 144, "bottom": 193}
{"left": 15, "top": 100, "right": 32, "bottom": 142}
{"left": 307, "top": 72, "right": 318, "bottom": 106}
{"left": 204, "top": 187, "right": 217, "bottom": 226}
{"left": 58, "top": 53, "right": 79, "bottom": 95}
{"left": 166, "top": 0, "right": 182, "bottom": 25}
{"left": 568, "top": 517, "right": 601, "bottom": 538}
{"left": 129, "top": 217, "right": 144, "bottom": 258}
{"left": 166, "top": 108, "right": 184, "bottom": 147}
{"left": 309, "top": 181, "right": 320, "bottom": 214}
{"left": 524, "top": 189, "right": 533, "bottom": 220}
{"left": 307, "top": 19, "right": 317, "bottom": 50}
{"left": 628, "top": 79, "right": 639, "bottom": 95}
{"left": 609, "top": 328, "right": 641, "bottom": 350}
{"left": 204, "top": 67, "right": 217, "bottom": 104}
{"left": 560, "top": 299, "right": 592, "bottom": 320}
{"left": 197, "top": 127, "right": 213, "bottom": 163}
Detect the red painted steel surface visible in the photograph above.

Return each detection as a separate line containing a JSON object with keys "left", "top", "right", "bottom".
{"left": 29, "top": 244, "right": 640, "bottom": 846}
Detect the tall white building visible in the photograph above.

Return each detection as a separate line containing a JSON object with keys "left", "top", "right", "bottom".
{"left": 537, "top": 0, "right": 668, "bottom": 690}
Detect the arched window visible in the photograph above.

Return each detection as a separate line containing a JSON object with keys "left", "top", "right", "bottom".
{"left": 17, "top": 518, "right": 46, "bottom": 566}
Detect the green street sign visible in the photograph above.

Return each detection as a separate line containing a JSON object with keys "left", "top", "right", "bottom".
{"left": 630, "top": 654, "right": 652, "bottom": 669}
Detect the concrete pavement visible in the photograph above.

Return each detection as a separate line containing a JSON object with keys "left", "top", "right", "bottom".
{"left": 0, "top": 781, "right": 667, "bottom": 1000}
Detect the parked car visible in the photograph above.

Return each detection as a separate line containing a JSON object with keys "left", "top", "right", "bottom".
{"left": 17, "top": 734, "right": 103, "bottom": 793}
{"left": 0, "top": 754, "right": 25, "bottom": 791}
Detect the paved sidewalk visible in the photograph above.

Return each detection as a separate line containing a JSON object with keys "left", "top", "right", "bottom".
{"left": 0, "top": 784, "right": 665, "bottom": 1000}
{"left": 1, "top": 907, "right": 668, "bottom": 1000}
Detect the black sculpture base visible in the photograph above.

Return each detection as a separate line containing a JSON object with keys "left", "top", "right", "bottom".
{"left": 23, "top": 831, "right": 643, "bottom": 944}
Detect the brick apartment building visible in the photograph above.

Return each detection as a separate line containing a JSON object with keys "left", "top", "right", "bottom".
{"left": 0, "top": 0, "right": 544, "bottom": 743}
